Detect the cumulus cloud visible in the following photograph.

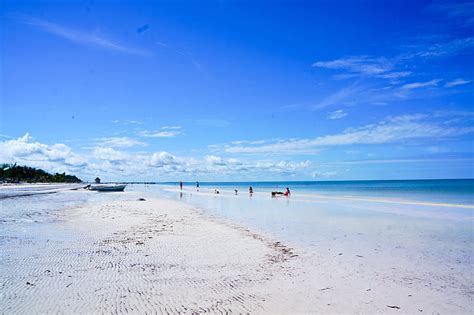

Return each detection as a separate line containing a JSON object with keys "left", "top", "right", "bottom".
{"left": 0, "top": 134, "right": 314, "bottom": 180}
{"left": 0, "top": 133, "right": 87, "bottom": 172}
{"left": 149, "top": 152, "right": 180, "bottom": 167}
{"left": 93, "top": 147, "right": 129, "bottom": 162}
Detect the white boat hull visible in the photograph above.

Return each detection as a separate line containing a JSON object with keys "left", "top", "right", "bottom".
{"left": 89, "top": 184, "right": 126, "bottom": 192}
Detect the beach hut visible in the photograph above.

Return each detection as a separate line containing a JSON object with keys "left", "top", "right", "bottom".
{"left": 95, "top": 177, "right": 101, "bottom": 184}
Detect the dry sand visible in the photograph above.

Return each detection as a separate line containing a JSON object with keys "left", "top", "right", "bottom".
{"left": 0, "top": 190, "right": 471, "bottom": 313}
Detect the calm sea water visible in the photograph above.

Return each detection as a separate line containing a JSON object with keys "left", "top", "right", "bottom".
{"left": 129, "top": 179, "right": 473, "bottom": 280}
{"left": 158, "top": 179, "right": 474, "bottom": 204}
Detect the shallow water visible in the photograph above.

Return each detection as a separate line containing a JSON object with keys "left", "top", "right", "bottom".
{"left": 0, "top": 188, "right": 126, "bottom": 245}
{"left": 1, "top": 182, "right": 473, "bottom": 298}
{"left": 130, "top": 183, "right": 473, "bottom": 296}
{"left": 159, "top": 179, "right": 474, "bottom": 205}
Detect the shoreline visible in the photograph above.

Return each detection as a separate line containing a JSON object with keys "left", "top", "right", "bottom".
{"left": 1, "top": 189, "right": 471, "bottom": 313}
{"left": 163, "top": 186, "right": 474, "bottom": 209}
{"left": 0, "top": 184, "right": 85, "bottom": 200}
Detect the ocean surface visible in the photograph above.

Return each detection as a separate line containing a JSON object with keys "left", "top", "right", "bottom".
{"left": 158, "top": 179, "right": 474, "bottom": 204}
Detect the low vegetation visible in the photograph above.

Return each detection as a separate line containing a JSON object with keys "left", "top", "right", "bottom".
{"left": 0, "top": 163, "right": 82, "bottom": 183}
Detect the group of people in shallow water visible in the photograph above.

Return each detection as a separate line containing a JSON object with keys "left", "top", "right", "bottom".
{"left": 179, "top": 181, "right": 291, "bottom": 198}
{"left": 271, "top": 187, "right": 291, "bottom": 197}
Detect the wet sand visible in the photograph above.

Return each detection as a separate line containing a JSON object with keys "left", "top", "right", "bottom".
{"left": 0, "top": 190, "right": 471, "bottom": 313}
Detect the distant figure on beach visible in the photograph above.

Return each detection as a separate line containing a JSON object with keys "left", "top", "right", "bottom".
{"left": 214, "top": 189, "right": 220, "bottom": 194}
{"left": 272, "top": 188, "right": 291, "bottom": 197}
{"left": 196, "top": 181, "right": 200, "bottom": 190}
{"left": 249, "top": 186, "right": 253, "bottom": 194}
{"left": 179, "top": 181, "right": 183, "bottom": 190}
{"left": 234, "top": 189, "right": 238, "bottom": 195}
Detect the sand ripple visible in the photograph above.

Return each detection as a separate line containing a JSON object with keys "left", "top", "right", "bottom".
{"left": 0, "top": 196, "right": 296, "bottom": 314}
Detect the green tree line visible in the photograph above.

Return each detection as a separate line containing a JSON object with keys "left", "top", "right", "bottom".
{"left": 0, "top": 163, "right": 82, "bottom": 183}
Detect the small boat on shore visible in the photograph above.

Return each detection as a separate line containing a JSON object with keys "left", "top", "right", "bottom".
{"left": 88, "top": 184, "right": 127, "bottom": 192}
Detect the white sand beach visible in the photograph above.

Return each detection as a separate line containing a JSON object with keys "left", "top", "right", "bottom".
{"left": 0, "top": 189, "right": 472, "bottom": 314}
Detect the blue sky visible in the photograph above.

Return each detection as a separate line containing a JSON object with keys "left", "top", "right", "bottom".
{"left": 1, "top": 0, "right": 473, "bottom": 181}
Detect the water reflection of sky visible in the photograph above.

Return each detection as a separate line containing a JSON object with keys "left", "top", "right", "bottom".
{"left": 131, "top": 185, "right": 473, "bottom": 278}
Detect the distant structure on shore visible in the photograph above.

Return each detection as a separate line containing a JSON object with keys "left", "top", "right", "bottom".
{"left": 95, "top": 177, "right": 101, "bottom": 184}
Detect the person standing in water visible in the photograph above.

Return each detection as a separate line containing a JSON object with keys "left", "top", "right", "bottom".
{"left": 249, "top": 186, "right": 253, "bottom": 195}
{"left": 196, "top": 181, "right": 200, "bottom": 190}
{"left": 179, "top": 181, "right": 183, "bottom": 190}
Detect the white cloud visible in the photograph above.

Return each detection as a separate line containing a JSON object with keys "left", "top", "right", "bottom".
{"left": 21, "top": 16, "right": 152, "bottom": 56}
{"left": 404, "top": 37, "right": 474, "bottom": 58}
{"left": 95, "top": 137, "right": 146, "bottom": 148}
{"left": 126, "top": 120, "right": 144, "bottom": 125}
{"left": 138, "top": 126, "right": 184, "bottom": 138}
{"left": 204, "top": 155, "right": 226, "bottom": 166}
{"left": 328, "top": 110, "right": 348, "bottom": 120}
{"left": 401, "top": 79, "right": 442, "bottom": 90}
{"left": 312, "top": 82, "right": 363, "bottom": 109}
{"left": 313, "top": 56, "right": 393, "bottom": 75}
{"left": 93, "top": 147, "right": 129, "bottom": 162}
{"left": 445, "top": 78, "right": 472, "bottom": 87}
{"left": 0, "top": 133, "right": 87, "bottom": 172}
{"left": 220, "top": 112, "right": 474, "bottom": 154}
{"left": 327, "top": 157, "right": 473, "bottom": 165}
{"left": 145, "top": 131, "right": 180, "bottom": 138}
{"left": 0, "top": 133, "right": 315, "bottom": 180}
{"left": 149, "top": 152, "right": 181, "bottom": 169}
{"left": 310, "top": 36, "right": 473, "bottom": 107}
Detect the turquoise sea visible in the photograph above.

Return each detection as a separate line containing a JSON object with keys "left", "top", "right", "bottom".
{"left": 158, "top": 179, "right": 474, "bottom": 204}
